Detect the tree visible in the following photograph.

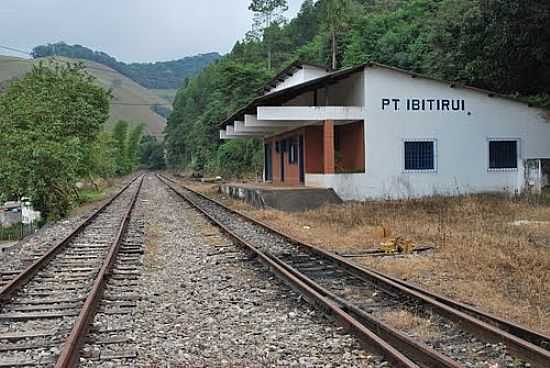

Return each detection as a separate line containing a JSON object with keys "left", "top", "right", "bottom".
{"left": 139, "top": 135, "right": 166, "bottom": 170}
{"left": 212, "top": 139, "right": 263, "bottom": 179}
{"left": 126, "top": 124, "right": 145, "bottom": 170}
{"left": 164, "top": 58, "right": 271, "bottom": 174}
{"left": 112, "top": 120, "right": 129, "bottom": 175}
{"left": 322, "top": 0, "right": 352, "bottom": 69}
{"left": 111, "top": 121, "right": 145, "bottom": 175}
{"left": 287, "top": 0, "right": 322, "bottom": 47}
{"left": 0, "top": 62, "right": 110, "bottom": 219}
{"left": 249, "top": 0, "right": 289, "bottom": 70}
{"left": 81, "top": 132, "right": 117, "bottom": 189}
{"left": 430, "top": 0, "right": 550, "bottom": 95}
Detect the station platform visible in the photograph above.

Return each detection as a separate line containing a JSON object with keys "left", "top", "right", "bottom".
{"left": 220, "top": 182, "right": 342, "bottom": 212}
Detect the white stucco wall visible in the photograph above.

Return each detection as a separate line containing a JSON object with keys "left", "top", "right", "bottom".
{"left": 327, "top": 72, "right": 365, "bottom": 106}
{"left": 311, "top": 67, "right": 549, "bottom": 200}
{"left": 303, "top": 65, "right": 331, "bottom": 81}
{"left": 282, "top": 72, "right": 365, "bottom": 107}
{"left": 305, "top": 174, "right": 368, "bottom": 200}
{"left": 271, "top": 65, "right": 330, "bottom": 93}
{"left": 270, "top": 66, "right": 550, "bottom": 200}
{"left": 272, "top": 68, "right": 306, "bottom": 92}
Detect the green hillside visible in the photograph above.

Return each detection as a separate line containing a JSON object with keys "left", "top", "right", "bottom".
{"left": 0, "top": 55, "right": 167, "bottom": 136}
{"left": 32, "top": 43, "right": 221, "bottom": 89}
{"left": 151, "top": 89, "right": 178, "bottom": 103}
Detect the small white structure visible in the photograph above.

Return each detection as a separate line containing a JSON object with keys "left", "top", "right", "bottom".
{"left": 220, "top": 62, "right": 550, "bottom": 200}
{"left": 21, "top": 199, "right": 40, "bottom": 224}
{"left": 0, "top": 199, "right": 40, "bottom": 227}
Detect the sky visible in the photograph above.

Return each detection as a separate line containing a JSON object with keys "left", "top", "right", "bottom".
{"left": 0, "top": 0, "right": 305, "bottom": 62}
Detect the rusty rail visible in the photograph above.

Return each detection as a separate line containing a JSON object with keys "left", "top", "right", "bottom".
{"left": 370, "top": 270, "right": 550, "bottom": 350}
{"left": 0, "top": 175, "right": 140, "bottom": 303}
{"left": 158, "top": 174, "right": 422, "bottom": 368}
{"left": 158, "top": 174, "right": 550, "bottom": 368}
{"left": 54, "top": 175, "right": 144, "bottom": 368}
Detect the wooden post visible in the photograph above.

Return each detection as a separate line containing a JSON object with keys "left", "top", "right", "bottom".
{"left": 323, "top": 120, "right": 335, "bottom": 174}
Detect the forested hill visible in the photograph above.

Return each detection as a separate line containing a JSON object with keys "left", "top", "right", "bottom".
{"left": 32, "top": 42, "right": 221, "bottom": 89}
{"left": 0, "top": 55, "right": 168, "bottom": 136}
{"left": 164, "top": 0, "right": 550, "bottom": 177}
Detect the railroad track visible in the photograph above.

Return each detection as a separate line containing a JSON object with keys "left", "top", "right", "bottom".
{"left": 0, "top": 175, "right": 144, "bottom": 368}
{"left": 158, "top": 174, "right": 550, "bottom": 368}
{"left": 80, "top": 193, "right": 144, "bottom": 367}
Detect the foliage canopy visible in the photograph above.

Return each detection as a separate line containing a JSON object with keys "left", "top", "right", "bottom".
{"left": 0, "top": 62, "right": 111, "bottom": 219}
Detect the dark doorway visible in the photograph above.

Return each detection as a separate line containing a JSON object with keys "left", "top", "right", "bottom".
{"left": 264, "top": 143, "right": 273, "bottom": 181}
{"left": 299, "top": 135, "right": 305, "bottom": 184}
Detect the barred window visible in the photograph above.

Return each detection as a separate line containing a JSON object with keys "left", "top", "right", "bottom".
{"left": 404, "top": 141, "right": 435, "bottom": 171}
{"left": 489, "top": 140, "right": 517, "bottom": 169}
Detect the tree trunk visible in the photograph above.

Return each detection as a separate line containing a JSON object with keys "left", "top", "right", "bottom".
{"left": 331, "top": 31, "right": 337, "bottom": 69}
{"left": 267, "top": 45, "right": 272, "bottom": 71}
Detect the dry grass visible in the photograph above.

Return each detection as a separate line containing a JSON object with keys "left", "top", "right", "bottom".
{"left": 183, "top": 180, "right": 550, "bottom": 335}
{"left": 379, "top": 310, "right": 441, "bottom": 340}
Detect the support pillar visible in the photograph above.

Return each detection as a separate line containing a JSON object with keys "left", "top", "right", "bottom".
{"left": 323, "top": 120, "right": 335, "bottom": 174}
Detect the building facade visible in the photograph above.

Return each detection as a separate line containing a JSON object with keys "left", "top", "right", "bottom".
{"left": 220, "top": 62, "right": 550, "bottom": 200}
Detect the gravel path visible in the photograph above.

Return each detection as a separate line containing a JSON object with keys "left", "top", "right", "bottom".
{"left": 133, "top": 175, "right": 385, "bottom": 367}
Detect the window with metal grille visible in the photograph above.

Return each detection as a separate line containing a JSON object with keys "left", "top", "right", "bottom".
{"left": 404, "top": 141, "right": 435, "bottom": 171}
{"left": 489, "top": 140, "right": 517, "bottom": 169}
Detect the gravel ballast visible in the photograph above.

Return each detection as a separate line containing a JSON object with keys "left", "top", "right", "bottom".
{"left": 0, "top": 179, "right": 131, "bottom": 274}
{"left": 133, "top": 175, "right": 384, "bottom": 367}
{"left": 0, "top": 213, "right": 88, "bottom": 273}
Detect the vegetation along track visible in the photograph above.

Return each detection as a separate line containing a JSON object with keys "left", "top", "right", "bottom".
{"left": 0, "top": 175, "right": 144, "bottom": 367}
{"left": 158, "top": 174, "right": 550, "bottom": 368}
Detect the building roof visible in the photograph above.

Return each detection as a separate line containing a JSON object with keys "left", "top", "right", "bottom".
{"left": 220, "top": 64, "right": 364, "bottom": 128}
{"left": 219, "top": 62, "right": 540, "bottom": 129}
{"left": 2, "top": 201, "right": 20, "bottom": 209}
{"left": 260, "top": 61, "right": 332, "bottom": 94}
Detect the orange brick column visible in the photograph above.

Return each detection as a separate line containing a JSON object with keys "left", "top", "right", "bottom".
{"left": 323, "top": 120, "right": 335, "bottom": 174}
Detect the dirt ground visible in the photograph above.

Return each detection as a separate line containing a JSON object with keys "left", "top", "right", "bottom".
{"left": 182, "top": 179, "right": 550, "bottom": 336}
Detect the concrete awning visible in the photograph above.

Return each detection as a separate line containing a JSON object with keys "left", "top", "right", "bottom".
{"left": 257, "top": 106, "right": 365, "bottom": 121}
{"left": 234, "top": 121, "right": 275, "bottom": 134}
{"left": 244, "top": 114, "right": 312, "bottom": 128}
{"left": 218, "top": 64, "right": 366, "bottom": 129}
{"left": 220, "top": 106, "right": 365, "bottom": 140}
{"left": 221, "top": 117, "right": 317, "bottom": 140}
{"left": 219, "top": 130, "right": 243, "bottom": 140}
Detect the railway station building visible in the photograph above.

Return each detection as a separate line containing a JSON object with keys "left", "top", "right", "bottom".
{"left": 219, "top": 62, "right": 550, "bottom": 200}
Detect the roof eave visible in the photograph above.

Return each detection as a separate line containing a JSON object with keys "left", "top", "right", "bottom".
{"left": 218, "top": 64, "right": 365, "bottom": 129}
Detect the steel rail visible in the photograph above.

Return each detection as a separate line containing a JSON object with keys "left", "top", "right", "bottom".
{"left": 293, "top": 238, "right": 550, "bottom": 368}
{"left": 55, "top": 175, "right": 144, "bottom": 368}
{"left": 158, "top": 174, "right": 550, "bottom": 368}
{"left": 158, "top": 174, "right": 421, "bottom": 368}
{"left": 267, "top": 254, "right": 464, "bottom": 368}
{"left": 370, "top": 270, "right": 550, "bottom": 350}
{"left": 0, "top": 175, "right": 140, "bottom": 303}
{"left": 160, "top": 175, "right": 466, "bottom": 368}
